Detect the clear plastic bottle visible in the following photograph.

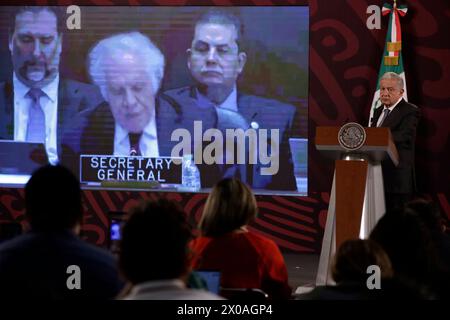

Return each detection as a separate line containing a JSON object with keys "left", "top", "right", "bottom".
{"left": 181, "top": 154, "right": 201, "bottom": 191}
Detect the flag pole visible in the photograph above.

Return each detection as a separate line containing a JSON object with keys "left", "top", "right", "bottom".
{"left": 368, "top": 0, "right": 408, "bottom": 126}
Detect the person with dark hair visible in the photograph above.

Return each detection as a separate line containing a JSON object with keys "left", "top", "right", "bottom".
{"left": 369, "top": 72, "right": 420, "bottom": 210}
{"left": 405, "top": 197, "right": 450, "bottom": 273}
{"left": 119, "top": 199, "right": 222, "bottom": 300}
{"left": 370, "top": 209, "right": 437, "bottom": 284}
{"left": 297, "top": 239, "right": 428, "bottom": 300}
{"left": 405, "top": 198, "right": 448, "bottom": 236}
{"left": 369, "top": 209, "right": 450, "bottom": 299}
{"left": 298, "top": 239, "right": 392, "bottom": 300}
{"left": 0, "top": 6, "right": 105, "bottom": 166}
{"left": 7, "top": 6, "right": 66, "bottom": 36}
{"left": 164, "top": 9, "right": 297, "bottom": 191}
{"left": 25, "top": 164, "right": 83, "bottom": 231}
{"left": 331, "top": 239, "right": 393, "bottom": 284}
{"left": 190, "top": 178, "right": 291, "bottom": 300}
{"left": 0, "top": 165, "right": 123, "bottom": 299}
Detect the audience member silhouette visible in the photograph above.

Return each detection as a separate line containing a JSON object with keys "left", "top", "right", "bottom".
{"left": 332, "top": 239, "right": 393, "bottom": 284}
{"left": 370, "top": 208, "right": 450, "bottom": 299}
{"left": 298, "top": 238, "right": 429, "bottom": 300}
{"left": 118, "top": 199, "right": 222, "bottom": 300}
{"left": 405, "top": 198, "right": 450, "bottom": 276}
{"left": 298, "top": 239, "right": 393, "bottom": 300}
{"left": 406, "top": 198, "right": 447, "bottom": 233}
{"left": 190, "top": 178, "right": 291, "bottom": 300}
{"left": 0, "top": 165, "right": 123, "bottom": 299}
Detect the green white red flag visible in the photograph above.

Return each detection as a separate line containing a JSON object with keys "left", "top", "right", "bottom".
{"left": 369, "top": 1, "right": 408, "bottom": 124}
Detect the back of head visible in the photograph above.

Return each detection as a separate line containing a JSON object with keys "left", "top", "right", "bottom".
{"left": 369, "top": 210, "right": 439, "bottom": 282}
{"left": 199, "top": 178, "right": 257, "bottom": 237}
{"left": 332, "top": 239, "right": 393, "bottom": 284}
{"left": 119, "top": 199, "right": 192, "bottom": 284}
{"left": 25, "top": 165, "right": 82, "bottom": 232}
{"left": 405, "top": 197, "right": 443, "bottom": 234}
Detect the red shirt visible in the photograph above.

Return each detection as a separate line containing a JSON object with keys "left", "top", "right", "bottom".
{"left": 190, "top": 231, "right": 292, "bottom": 299}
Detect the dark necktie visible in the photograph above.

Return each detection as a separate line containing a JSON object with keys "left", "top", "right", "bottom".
{"left": 129, "top": 132, "right": 142, "bottom": 156}
{"left": 378, "top": 108, "right": 391, "bottom": 127}
{"left": 26, "top": 88, "right": 46, "bottom": 143}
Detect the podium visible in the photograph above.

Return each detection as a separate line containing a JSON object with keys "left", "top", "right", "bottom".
{"left": 314, "top": 124, "right": 398, "bottom": 285}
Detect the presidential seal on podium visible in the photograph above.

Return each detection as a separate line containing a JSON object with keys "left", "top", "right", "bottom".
{"left": 338, "top": 122, "right": 366, "bottom": 151}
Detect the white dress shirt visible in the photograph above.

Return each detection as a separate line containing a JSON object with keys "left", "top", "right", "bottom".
{"left": 113, "top": 114, "right": 159, "bottom": 157}
{"left": 377, "top": 97, "right": 403, "bottom": 127}
{"left": 197, "top": 85, "right": 238, "bottom": 112}
{"left": 13, "top": 73, "right": 59, "bottom": 165}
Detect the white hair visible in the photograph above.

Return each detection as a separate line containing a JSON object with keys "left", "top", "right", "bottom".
{"left": 380, "top": 72, "right": 404, "bottom": 89}
{"left": 88, "top": 31, "right": 165, "bottom": 99}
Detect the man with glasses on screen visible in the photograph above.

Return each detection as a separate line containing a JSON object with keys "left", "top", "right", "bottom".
{"left": 0, "top": 6, "right": 104, "bottom": 165}
{"left": 165, "top": 9, "right": 297, "bottom": 191}
{"left": 74, "top": 31, "right": 214, "bottom": 164}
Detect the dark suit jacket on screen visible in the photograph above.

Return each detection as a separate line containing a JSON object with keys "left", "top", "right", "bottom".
{"left": 164, "top": 86, "right": 298, "bottom": 191}
{"left": 62, "top": 92, "right": 223, "bottom": 186}
{"left": 0, "top": 78, "right": 105, "bottom": 163}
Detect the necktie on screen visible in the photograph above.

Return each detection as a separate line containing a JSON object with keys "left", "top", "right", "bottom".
{"left": 26, "top": 88, "right": 46, "bottom": 143}
{"left": 129, "top": 132, "right": 142, "bottom": 156}
{"left": 378, "top": 108, "right": 391, "bottom": 127}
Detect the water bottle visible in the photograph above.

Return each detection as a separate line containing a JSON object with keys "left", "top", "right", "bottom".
{"left": 181, "top": 154, "right": 201, "bottom": 191}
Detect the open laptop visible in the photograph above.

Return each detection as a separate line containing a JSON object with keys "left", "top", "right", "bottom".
{"left": 0, "top": 140, "right": 48, "bottom": 184}
{"left": 194, "top": 270, "right": 221, "bottom": 294}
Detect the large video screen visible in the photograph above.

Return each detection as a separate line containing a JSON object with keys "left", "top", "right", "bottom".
{"left": 0, "top": 6, "right": 308, "bottom": 195}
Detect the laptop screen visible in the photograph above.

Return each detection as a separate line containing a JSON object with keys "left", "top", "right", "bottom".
{"left": 195, "top": 270, "right": 221, "bottom": 294}
{"left": 0, "top": 140, "right": 48, "bottom": 175}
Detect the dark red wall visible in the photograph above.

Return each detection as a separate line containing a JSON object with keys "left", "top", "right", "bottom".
{"left": 308, "top": 0, "right": 449, "bottom": 197}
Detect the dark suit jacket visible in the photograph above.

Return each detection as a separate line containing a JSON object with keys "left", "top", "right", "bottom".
{"left": 164, "top": 86, "right": 297, "bottom": 191}
{"left": 0, "top": 230, "right": 123, "bottom": 299}
{"left": 62, "top": 92, "right": 219, "bottom": 182}
{"left": 370, "top": 99, "right": 420, "bottom": 194}
{"left": 0, "top": 78, "right": 105, "bottom": 162}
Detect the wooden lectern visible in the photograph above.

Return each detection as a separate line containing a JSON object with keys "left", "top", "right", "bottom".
{"left": 314, "top": 125, "right": 399, "bottom": 285}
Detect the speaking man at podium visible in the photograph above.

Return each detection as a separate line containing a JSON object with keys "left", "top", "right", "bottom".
{"left": 370, "top": 72, "right": 420, "bottom": 211}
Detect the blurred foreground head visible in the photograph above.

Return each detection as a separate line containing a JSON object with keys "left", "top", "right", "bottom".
{"left": 25, "top": 165, "right": 82, "bottom": 232}
{"left": 332, "top": 239, "right": 393, "bottom": 284}
{"left": 119, "top": 199, "right": 192, "bottom": 284}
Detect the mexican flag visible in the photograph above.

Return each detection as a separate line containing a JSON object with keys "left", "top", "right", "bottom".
{"left": 369, "top": 2, "right": 408, "bottom": 124}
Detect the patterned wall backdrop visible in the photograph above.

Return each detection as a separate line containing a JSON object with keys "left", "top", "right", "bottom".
{"left": 0, "top": 0, "right": 448, "bottom": 254}
{"left": 0, "top": 188, "right": 329, "bottom": 253}
{"left": 308, "top": 0, "right": 450, "bottom": 197}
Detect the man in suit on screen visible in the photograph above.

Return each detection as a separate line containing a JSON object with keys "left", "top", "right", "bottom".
{"left": 0, "top": 6, "right": 104, "bottom": 166}
{"left": 65, "top": 31, "right": 217, "bottom": 172}
{"left": 164, "top": 9, "right": 298, "bottom": 191}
